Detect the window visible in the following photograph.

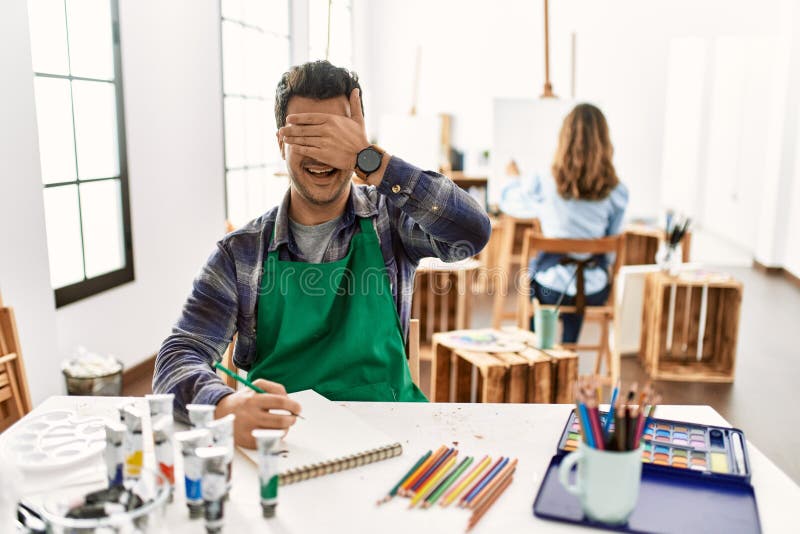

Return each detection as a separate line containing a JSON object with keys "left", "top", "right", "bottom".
{"left": 27, "top": 0, "right": 133, "bottom": 307}
{"left": 220, "top": 0, "right": 291, "bottom": 228}
{"left": 308, "top": 0, "right": 353, "bottom": 68}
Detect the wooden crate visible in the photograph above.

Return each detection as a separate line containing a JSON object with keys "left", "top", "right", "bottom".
{"left": 430, "top": 329, "right": 578, "bottom": 403}
{"left": 640, "top": 272, "right": 742, "bottom": 382}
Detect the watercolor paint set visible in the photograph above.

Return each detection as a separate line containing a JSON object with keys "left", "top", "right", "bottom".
{"left": 557, "top": 410, "right": 751, "bottom": 481}
{"left": 533, "top": 411, "right": 761, "bottom": 532}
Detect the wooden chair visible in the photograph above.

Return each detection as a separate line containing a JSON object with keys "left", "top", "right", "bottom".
{"left": 516, "top": 230, "right": 625, "bottom": 383}
{"left": 0, "top": 290, "right": 33, "bottom": 432}
{"left": 491, "top": 215, "right": 542, "bottom": 328}
{"left": 218, "top": 320, "right": 424, "bottom": 391}
{"left": 219, "top": 338, "right": 238, "bottom": 389}
{"left": 407, "top": 319, "right": 421, "bottom": 387}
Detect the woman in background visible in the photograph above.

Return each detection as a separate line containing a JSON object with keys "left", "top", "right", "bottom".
{"left": 524, "top": 103, "right": 628, "bottom": 343}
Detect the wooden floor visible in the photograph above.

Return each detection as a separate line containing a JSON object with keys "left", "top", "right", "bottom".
{"left": 125, "top": 265, "right": 800, "bottom": 484}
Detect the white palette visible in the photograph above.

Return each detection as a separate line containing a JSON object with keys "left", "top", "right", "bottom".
{"left": 3, "top": 409, "right": 107, "bottom": 471}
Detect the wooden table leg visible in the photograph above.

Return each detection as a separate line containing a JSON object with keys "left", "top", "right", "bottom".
{"left": 430, "top": 340, "right": 453, "bottom": 402}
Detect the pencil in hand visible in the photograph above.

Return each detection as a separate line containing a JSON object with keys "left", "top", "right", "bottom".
{"left": 213, "top": 362, "right": 305, "bottom": 419}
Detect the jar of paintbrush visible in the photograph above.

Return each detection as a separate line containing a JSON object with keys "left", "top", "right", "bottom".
{"left": 656, "top": 212, "right": 690, "bottom": 275}
{"left": 558, "top": 378, "right": 660, "bottom": 526}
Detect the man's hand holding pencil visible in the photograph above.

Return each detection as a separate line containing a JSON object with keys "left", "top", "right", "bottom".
{"left": 214, "top": 363, "right": 303, "bottom": 449}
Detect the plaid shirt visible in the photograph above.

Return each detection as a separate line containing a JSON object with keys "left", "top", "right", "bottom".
{"left": 154, "top": 156, "right": 491, "bottom": 420}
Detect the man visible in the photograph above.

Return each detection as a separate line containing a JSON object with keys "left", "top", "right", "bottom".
{"left": 154, "top": 61, "right": 491, "bottom": 447}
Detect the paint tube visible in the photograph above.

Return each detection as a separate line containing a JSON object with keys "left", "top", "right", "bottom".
{"left": 145, "top": 393, "right": 175, "bottom": 421}
{"left": 175, "top": 429, "right": 212, "bottom": 519}
{"left": 147, "top": 393, "right": 176, "bottom": 501}
{"left": 206, "top": 414, "right": 235, "bottom": 499}
{"left": 252, "top": 429, "right": 284, "bottom": 518}
{"left": 196, "top": 446, "right": 228, "bottom": 534}
{"left": 152, "top": 417, "right": 175, "bottom": 502}
{"left": 104, "top": 421, "right": 126, "bottom": 487}
{"left": 187, "top": 404, "right": 215, "bottom": 429}
{"left": 122, "top": 406, "right": 143, "bottom": 480}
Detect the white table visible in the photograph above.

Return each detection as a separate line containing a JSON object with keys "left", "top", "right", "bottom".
{"left": 3, "top": 397, "right": 798, "bottom": 533}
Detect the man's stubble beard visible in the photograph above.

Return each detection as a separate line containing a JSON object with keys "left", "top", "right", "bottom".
{"left": 290, "top": 171, "right": 351, "bottom": 207}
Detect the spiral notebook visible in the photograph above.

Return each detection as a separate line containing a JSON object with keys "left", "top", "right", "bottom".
{"left": 238, "top": 389, "right": 402, "bottom": 485}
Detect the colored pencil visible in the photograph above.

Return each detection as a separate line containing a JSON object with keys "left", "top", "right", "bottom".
{"left": 441, "top": 456, "right": 491, "bottom": 507}
{"left": 214, "top": 362, "right": 305, "bottom": 419}
{"left": 410, "top": 447, "right": 455, "bottom": 494}
{"left": 578, "top": 403, "right": 596, "bottom": 448}
{"left": 615, "top": 408, "right": 627, "bottom": 451}
{"left": 587, "top": 404, "right": 605, "bottom": 451}
{"left": 377, "top": 450, "right": 431, "bottom": 504}
{"left": 461, "top": 457, "right": 508, "bottom": 507}
{"left": 467, "top": 474, "right": 514, "bottom": 531}
{"left": 467, "top": 458, "right": 517, "bottom": 510}
{"left": 423, "top": 456, "right": 473, "bottom": 508}
{"left": 603, "top": 380, "right": 620, "bottom": 435}
{"left": 409, "top": 456, "right": 457, "bottom": 508}
{"left": 458, "top": 457, "right": 503, "bottom": 506}
{"left": 400, "top": 445, "right": 447, "bottom": 496}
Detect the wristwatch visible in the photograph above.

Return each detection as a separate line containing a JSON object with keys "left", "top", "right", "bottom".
{"left": 354, "top": 145, "right": 385, "bottom": 181}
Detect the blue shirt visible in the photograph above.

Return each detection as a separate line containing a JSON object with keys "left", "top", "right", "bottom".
{"left": 501, "top": 173, "right": 628, "bottom": 295}
{"left": 154, "top": 156, "right": 491, "bottom": 421}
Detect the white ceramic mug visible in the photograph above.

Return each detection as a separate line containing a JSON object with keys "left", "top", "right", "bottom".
{"left": 558, "top": 444, "right": 643, "bottom": 525}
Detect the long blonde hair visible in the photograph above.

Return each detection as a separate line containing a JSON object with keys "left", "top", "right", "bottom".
{"left": 552, "top": 103, "right": 619, "bottom": 201}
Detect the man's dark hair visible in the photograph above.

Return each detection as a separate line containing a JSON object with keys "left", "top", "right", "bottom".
{"left": 274, "top": 60, "right": 363, "bottom": 128}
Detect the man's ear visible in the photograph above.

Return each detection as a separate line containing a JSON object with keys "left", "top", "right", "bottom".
{"left": 276, "top": 130, "right": 285, "bottom": 159}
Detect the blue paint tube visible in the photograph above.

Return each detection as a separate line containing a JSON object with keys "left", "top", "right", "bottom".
{"left": 176, "top": 428, "right": 212, "bottom": 519}
{"left": 103, "top": 421, "right": 126, "bottom": 487}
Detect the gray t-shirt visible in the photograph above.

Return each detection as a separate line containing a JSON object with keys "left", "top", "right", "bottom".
{"left": 288, "top": 216, "right": 342, "bottom": 263}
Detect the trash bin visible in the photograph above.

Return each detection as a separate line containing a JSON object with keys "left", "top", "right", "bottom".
{"left": 62, "top": 348, "right": 124, "bottom": 396}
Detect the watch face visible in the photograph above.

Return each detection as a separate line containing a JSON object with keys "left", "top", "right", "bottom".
{"left": 357, "top": 148, "right": 382, "bottom": 173}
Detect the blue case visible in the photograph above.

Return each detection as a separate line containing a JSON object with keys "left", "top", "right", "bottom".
{"left": 533, "top": 412, "right": 762, "bottom": 533}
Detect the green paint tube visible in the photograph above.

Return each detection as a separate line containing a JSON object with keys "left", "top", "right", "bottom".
{"left": 252, "top": 429, "right": 284, "bottom": 518}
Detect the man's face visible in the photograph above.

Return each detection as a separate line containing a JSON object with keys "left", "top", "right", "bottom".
{"left": 279, "top": 95, "right": 353, "bottom": 206}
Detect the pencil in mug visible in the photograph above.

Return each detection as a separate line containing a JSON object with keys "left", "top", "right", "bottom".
{"left": 603, "top": 379, "right": 621, "bottom": 435}
{"left": 377, "top": 449, "right": 432, "bottom": 505}
{"left": 577, "top": 403, "right": 596, "bottom": 448}
{"left": 573, "top": 383, "right": 590, "bottom": 445}
{"left": 467, "top": 474, "right": 514, "bottom": 532}
{"left": 399, "top": 445, "right": 447, "bottom": 496}
{"left": 409, "top": 455, "right": 458, "bottom": 508}
{"left": 423, "top": 456, "right": 473, "bottom": 508}
{"left": 467, "top": 458, "right": 517, "bottom": 510}
{"left": 441, "top": 456, "right": 491, "bottom": 507}
{"left": 213, "top": 362, "right": 305, "bottom": 419}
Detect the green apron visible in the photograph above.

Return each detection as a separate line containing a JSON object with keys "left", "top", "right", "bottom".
{"left": 249, "top": 217, "right": 427, "bottom": 403}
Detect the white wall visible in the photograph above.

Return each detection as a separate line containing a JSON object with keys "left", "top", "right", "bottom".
{"left": 783, "top": 82, "right": 800, "bottom": 276}
{"left": 363, "top": 0, "right": 778, "bottom": 219}
{"left": 54, "top": 0, "right": 227, "bottom": 371}
{"left": 756, "top": 0, "right": 800, "bottom": 272}
{"left": 0, "top": 0, "right": 61, "bottom": 404}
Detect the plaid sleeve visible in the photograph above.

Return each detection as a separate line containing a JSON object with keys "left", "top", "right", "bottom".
{"left": 378, "top": 156, "right": 491, "bottom": 263}
{"left": 153, "top": 242, "right": 237, "bottom": 422}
